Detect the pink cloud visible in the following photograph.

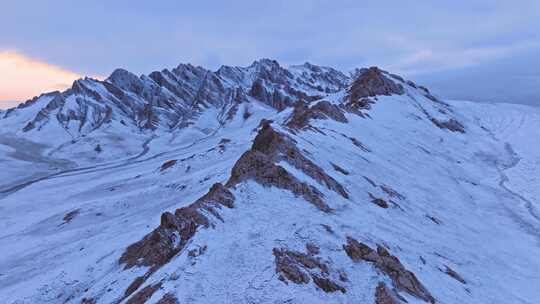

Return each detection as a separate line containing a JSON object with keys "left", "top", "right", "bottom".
{"left": 0, "top": 51, "right": 83, "bottom": 107}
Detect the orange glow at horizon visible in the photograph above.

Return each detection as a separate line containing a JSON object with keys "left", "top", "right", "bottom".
{"left": 0, "top": 51, "right": 83, "bottom": 107}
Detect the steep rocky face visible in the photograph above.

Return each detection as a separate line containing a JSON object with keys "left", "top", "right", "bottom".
{"left": 120, "top": 183, "right": 234, "bottom": 271}
{"left": 347, "top": 67, "right": 405, "bottom": 102}
{"left": 226, "top": 121, "right": 349, "bottom": 212}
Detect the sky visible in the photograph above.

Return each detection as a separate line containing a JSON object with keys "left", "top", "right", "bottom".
{"left": 1, "top": 1, "right": 539, "bottom": 108}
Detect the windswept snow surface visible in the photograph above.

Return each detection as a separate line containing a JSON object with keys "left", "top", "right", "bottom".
{"left": 0, "top": 61, "right": 539, "bottom": 304}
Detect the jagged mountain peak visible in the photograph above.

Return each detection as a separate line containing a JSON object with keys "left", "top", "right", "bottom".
{"left": 1, "top": 58, "right": 438, "bottom": 143}
{"left": 0, "top": 58, "right": 447, "bottom": 163}
{"left": 249, "top": 57, "right": 282, "bottom": 69}
{"left": 1, "top": 56, "right": 539, "bottom": 304}
{"left": 107, "top": 68, "right": 141, "bottom": 86}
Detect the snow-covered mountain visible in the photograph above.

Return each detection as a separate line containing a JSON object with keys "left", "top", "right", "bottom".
{"left": 0, "top": 59, "right": 539, "bottom": 304}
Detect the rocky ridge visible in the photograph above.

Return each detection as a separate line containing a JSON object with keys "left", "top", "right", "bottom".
{"left": 2, "top": 58, "right": 535, "bottom": 304}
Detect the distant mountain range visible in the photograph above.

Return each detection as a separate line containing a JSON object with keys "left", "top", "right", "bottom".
{"left": 1, "top": 59, "right": 539, "bottom": 304}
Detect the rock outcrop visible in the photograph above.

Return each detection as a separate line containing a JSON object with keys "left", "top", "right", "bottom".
{"left": 347, "top": 67, "right": 404, "bottom": 102}
{"left": 286, "top": 100, "right": 348, "bottom": 130}
{"left": 160, "top": 160, "right": 177, "bottom": 172}
{"left": 120, "top": 183, "right": 234, "bottom": 270}
{"left": 344, "top": 237, "right": 435, "bottom": 303}
{"left": 375, "top": 282, "right": 405, "bottom": 304}
{"left": 125, "top": 282, "right": 162, "bottom": 304}
{"left": 118, "top": 183, "right": 234, "bottom": 300}
{"left": 226, "top": 121, "right": 349, "bottom": 211}
{"left": 156, "top": 293, "right": 180, "bottom": 304}
{"left": 443, "top": 265, "right": 466, "bottom": 284}
{"left": 273, "top": 244, "right": 346, "bottom": 293}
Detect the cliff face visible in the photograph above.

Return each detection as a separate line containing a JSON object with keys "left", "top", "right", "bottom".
{"left": 1, "top": 59, "right": 539, "bottom": 304}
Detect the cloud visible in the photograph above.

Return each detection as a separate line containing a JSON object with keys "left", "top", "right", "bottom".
{"left": 415, "top": 42, "right": 539, "bottom": 75}
{"left": 0, "top": 51, "right": 82, "bottom": 106}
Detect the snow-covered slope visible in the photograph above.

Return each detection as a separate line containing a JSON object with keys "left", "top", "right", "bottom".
{"left": 0, "top": 60, "right": 539, "bottom": 304}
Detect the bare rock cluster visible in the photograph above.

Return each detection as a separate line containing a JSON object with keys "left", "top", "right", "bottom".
{"left": 343, "top": 237, "right": 435, "bottom": 303}
{"left": 125, "top": 282, "right": 162, "bottom": 304}
{"left": 375, "top": 282, "right": 407, "bottom": 304}
{"left": 120, "top": 183, "right": 234, "bottom": 271}
{"left": 443, "top": 265, "right": 466, "bottom": 284}
{"left": 117, "top": 184, "right": 233, "bottom": 302}
{"left": 369, "top": 193, "right": 390, "bottom": 209}
{"left": 160, "top": 160, "right": 177, "bottom": 172}
{"left": 286, "top": 100, "right": 348, "bottom": 130}
{"left": 156, "top": 293, "right": 180, "bottom": 304}
{"left": 226, "top": 121, "right": 349, "bottom": 211}
{"left": 273, "top": 244, "right": 346, "bottom": 293}
{"left": 347, "top": 67, "right": 404, "bottom": 103}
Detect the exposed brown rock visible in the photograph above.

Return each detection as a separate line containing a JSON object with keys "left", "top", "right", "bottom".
{"left": 347, "top": 67, "right": 404, "bottom": 102}
{"left": 119, "top": 183, "right": 234, "bottom": 270}
{"left": 258, "top": 123, "right": 349, "bottom": 199}
{"left": 124, "top": 276, "right": 146, "bottom": 299}
{"left": 118, "top": 184, "right": 232, "bottom": 299}
{"left": 373, "top": 198, "right": 389, "bottom": 209}
{"left": 227, "top": 150, "right": 330, "bottom": 212}
{"left": 227, "top": 121, "right": 348, "bottom": 211}
{"left": 342, "top": 67, "right": 406, "bottom": 116}
{"left": 343, "top": 97, "right": 374, "bottom": 115}
{"left": 160, "top": 160, "right": 177, "bottom": 172}
{"left": 312, "top": 275, "right": 346, "bottom": 293}
{"left": 273, "top": 246, "right": 346, "bottom": 293}
{"left": 444, "top": 265, "right": 466, "bottom": 284}
{"left": 369, "top": 193, "right": 389, "bottom": 209}
{"left": 375, "top": 282, "right": 405, "bottom": 304}
{"left": 274, "top": 248, "right": 328, "bottom": 274}
{"left": 188, "top": 245, "right": 208, "bottom": 258}
{"left": 63, "top": 209, "right": 80, "bottom": 224}
{"left": 286, "top": 100, "right": 347, "bottom": 130}
{"left": 344, "top": 237, "right": 435, "bottom": 303}
{"left": 274, "top": 248, "right": 311, "bottom": 284}
{"left": 256, "top": 123, "right": 349, "bottom": 199}
{"left": 380, "top": 185, "right": 405, "bottom": 200}
{"left": 126, "top": 282, "right": 162, "bottom": 304}
{"left": 156, "top": 293, "right": 180, "bottom": 304}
